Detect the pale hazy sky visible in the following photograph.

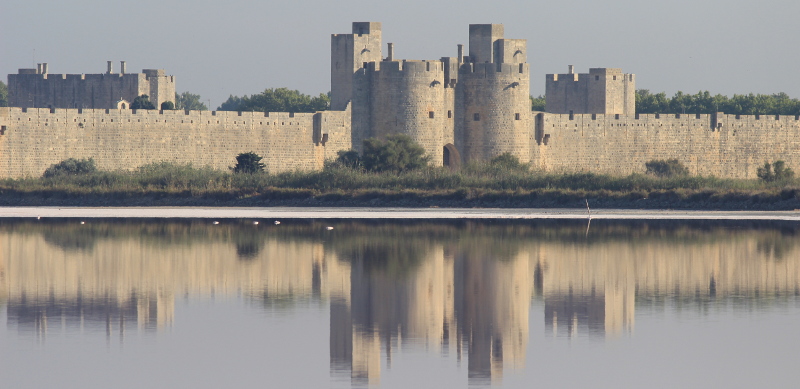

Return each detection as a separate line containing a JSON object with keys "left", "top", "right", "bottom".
{"left": 2, "top": 0, "right": 799, "bottom": 109}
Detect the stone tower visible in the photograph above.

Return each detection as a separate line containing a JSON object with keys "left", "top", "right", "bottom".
{"left": 368, "top": 59, "right": 449, "bottom": 163}
{"left": 7, "top": 62, "right": 175, "bottom": 109}
{"left": 330, "top": 22, "right": 382, "bottom": 111}
{"left": 457, "top": 25, "right": 531, "bottom": 163}
{"left": 545, "top": 67, "right": 635, "bottom": 115}
{"left": 330, "top": 22, "right": 383, "bottom": 150}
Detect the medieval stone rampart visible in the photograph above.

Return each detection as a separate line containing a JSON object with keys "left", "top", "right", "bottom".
{"left": 2, "top": 22, "right": 798, "bottom": 180}
{"left": 0, "top": 106, "right": 349, "bottom": 177}
{"left": 533, "top": 112, "right": 800, "bottom": 178}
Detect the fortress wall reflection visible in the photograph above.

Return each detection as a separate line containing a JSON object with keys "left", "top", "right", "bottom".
{"left": 454, "top": 250, "right": 531, "bottom": 382}
{"left": 2, "top": 222, "right": 799, "bottom": 384}
{"left": 536, "top": 234, "right": 800, "bottom": 337}
{"left": 0, "top": 230, "right": 347, "bottom": 334}
{"left": 335, "top": 245, "right": 457, "bottom": 385}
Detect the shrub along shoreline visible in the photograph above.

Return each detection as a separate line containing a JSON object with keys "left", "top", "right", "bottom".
{"left": 1, "top": 161, "right": 799, "bottom": 210}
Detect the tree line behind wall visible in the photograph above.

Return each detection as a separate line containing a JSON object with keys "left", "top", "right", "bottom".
{"left": 529, "top": 90, "right": 800, "bottom": 116}
{"left": 0, "top": 81, "right": 8, "bottom": 107}
{"left": 217, "top": 88, "right": 329, "bottom": 113}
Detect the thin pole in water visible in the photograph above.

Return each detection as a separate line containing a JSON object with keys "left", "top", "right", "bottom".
{"left": 585, "top": 199, "right": 592, "bottom": 237}
{"left": 585, "top": 199, "right": 591, "bottom": 220}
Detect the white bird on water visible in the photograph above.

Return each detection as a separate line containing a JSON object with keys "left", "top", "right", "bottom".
{"left": 253, "top": 221, "right": 259, "bottom": 225}
{"left": 274, "top": 221, "right": 281, "bottom": 225}
{"left": 212, "top": 221, "right": 220, "bottom": 225}
{"left": 326, "top": 226, "right": 334, "bottom": 230}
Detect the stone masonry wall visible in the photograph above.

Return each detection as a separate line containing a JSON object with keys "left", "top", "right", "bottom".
{"left": 533, "top": 112, "right": 800, "bottom": 178}
{"left": 0, "top": 107, "right": 350, "bottom": 178}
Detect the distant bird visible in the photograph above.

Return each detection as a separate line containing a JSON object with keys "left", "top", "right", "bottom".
{"left": 253, "top": 221, "right": 259, "bottom": 225}
{"left": 274, "top": 221, "right": 281, "bottom": 225}
{"left": 212, "top": 221, "right": 220, "bottom": 225}
{"left": 37, "top": 216, "right": 40, "bottom": 220}
{"left": 80, "top": 221, "right": 85, "bottom": 225}
{"left": 326, "top": 226, "right": 334, "bottom": 230}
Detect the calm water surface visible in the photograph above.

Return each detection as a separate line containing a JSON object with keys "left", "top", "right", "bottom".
{"left": 0, "top": 218, "right": 798, "bottom": 388}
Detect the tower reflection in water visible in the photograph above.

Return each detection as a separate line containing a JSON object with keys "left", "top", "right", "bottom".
{"left": 1, "top": 220, "right": 798, "bottom": 385}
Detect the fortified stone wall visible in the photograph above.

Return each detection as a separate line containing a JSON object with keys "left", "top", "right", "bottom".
{"left": 0, "top": 107, "right": 350, "bottom": 178}
{"left": 533, "top": 112, "right": 800, "bottom": 178}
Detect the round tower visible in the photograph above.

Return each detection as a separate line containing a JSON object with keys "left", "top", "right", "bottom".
{"left": 457, "top": 62, "right": 531, "bottom": 163}
{"left": 368, "top": 60, "right": 447, "bottom": 165}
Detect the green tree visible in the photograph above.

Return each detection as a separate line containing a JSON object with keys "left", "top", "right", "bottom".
{"left": 218, "top": 88, "right": 329, "bottom": 113}
{"left": 645, "top": 159, "right": 689, "bottom": 178}
{"left": 334, "top": 149, "right": 362, "bottom": 169}
{"left": 757, "top": 160, "right": 795, "bottom": 182}
{"left": 362, "top": 134, "right": 429, "bottom": 172}
{"left": 635, "top": 89, "right": 800, "bottom": 115}
{"left": 490, "top": 152, "right": 528, "bottom": 172}
{"left": 0, "top": 80, "right": 7, "bottom": 107}
{"left": 43, "top": 157, "right": 97, "bottom": 178}
{"left": 175, "top": 92, "right": 208, "bottom": 111}
{"left": 232, "top": 152, "right": 265, "bottom": 174}
{"left": 131, "top": 94, "right": 155, "bottom": 110}
{"left": 160, "top": 101, "right": 175, "bottom": 110}
{"left": 530, "top": 95, "right": 545, "bottom": 111}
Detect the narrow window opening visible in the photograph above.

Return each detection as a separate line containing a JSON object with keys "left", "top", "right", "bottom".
{"left": 429, "top": 111, "right": 435, "bottom": 119}
{"left": 595, "top": 75, "right": 599, "bottom": 81}
{"left": 613, "top": 76, "right": 617, "bottom": 80}
{"left": 0, "top": 126, "right": 6, "bottom": 135}
{"left": 515, "top": 113, "right": 521, "bottom": 120}
{"left": 473, "top": 113, "right": 480, "bottom": 121}
{"left": 447, "top": 110, "right": 452, "bottom": 118}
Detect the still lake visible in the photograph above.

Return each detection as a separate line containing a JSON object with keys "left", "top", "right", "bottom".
{"left": 1, "top": 217, "right": 798, "bottom": 388}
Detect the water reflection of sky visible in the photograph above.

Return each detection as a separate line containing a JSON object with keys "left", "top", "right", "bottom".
{"left": 1, "top": 219, "right": 799, "bottom": 388}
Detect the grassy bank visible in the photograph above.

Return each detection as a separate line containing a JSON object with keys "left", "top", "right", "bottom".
{"left": 1, "top": 162, "right": 799, "bottom": 209}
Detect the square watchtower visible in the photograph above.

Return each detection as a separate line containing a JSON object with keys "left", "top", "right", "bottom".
{"left": 330, "top": 22, "right": 382, "bottom": 111}
{"left": 545, "top": 66, "right": 635, "bottom": 115}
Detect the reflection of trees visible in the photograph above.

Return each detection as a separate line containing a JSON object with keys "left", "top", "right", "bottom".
{"left": 6, "top": 219, "right": 797, "bottom": 256}
{"left": 42, "top": 225, "right": 101, "bottom": 251}
{"left": 330, "top": 230, "right": 432, "bottom": 277}
{"left": 234, "top": 226, "right": 264, "bottom": 260}
{"left": 756, "top": 229, "right": 798, "bottom": 261}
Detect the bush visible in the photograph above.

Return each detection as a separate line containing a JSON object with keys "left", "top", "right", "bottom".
{"left": 757, "top": 160, "right": 795, "bottom": 182}
{"left": 160, "top": 101, "right": 175, "bottom": 110}
{"left": 362, "top": 134, "right": 429, "bottom": 172}
{"left": 645, "top": 159, "right": 689, "bottom": 178}
{"left": 490, "top": 152, "right": 528, "bottom": 172}
{"left": 131, "top": 94, "right": 155, "bottom": 110}
{"left": 43, "top": 158, "right": 97, "bottom": 178}
{"left": 333, "top": 149, "right": 362, "bottom": 169}
{"left": 232, "top": 152, "right": 266, "bottom": 174}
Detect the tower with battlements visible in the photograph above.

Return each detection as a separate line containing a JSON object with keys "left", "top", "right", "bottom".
{"left": 7, "top": 61, "right": 175, "bottom": 110}
{"left": 331, "top": 22, "right": 531, "bottom": 166}
{"left": 545, "top": 66, "right": 635, "bottom": 115}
